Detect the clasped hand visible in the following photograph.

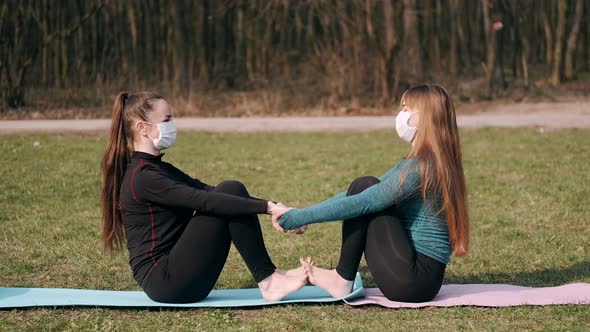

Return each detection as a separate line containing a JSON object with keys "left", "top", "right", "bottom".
{"left": 268, "top": 202, "right": 307, "bottom": 234}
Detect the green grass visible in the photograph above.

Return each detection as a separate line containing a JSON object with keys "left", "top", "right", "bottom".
{"left": 1, "top": 129, "right": 589, "bottom": 331}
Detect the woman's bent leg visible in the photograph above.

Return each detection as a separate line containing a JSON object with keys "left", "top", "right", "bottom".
{"left": 216, "top": 181, "right": 306, "bottom": 302}
{"left": 213, "top": 180, "right": 276, "bottom": 282}
{"left": 332, "top": 176, "right": 446, "bottom": 302}
{"left": 143, "top": 180, "right": 278, "bottom": 303}
{"left": 303, "top": 176, "right": 380, "bottom": 298}
{"left": 335, "top": 176, "right": 381, "bottom": 280}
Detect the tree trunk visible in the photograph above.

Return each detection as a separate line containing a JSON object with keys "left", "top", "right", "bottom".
{"left": 245, "top": 2, "right": 255, "bottom": 81}
{"left": 456, "top": 3, "right": 468, "bottom": 72}
{"left": 90, "top": 10, "right": 98, "bottom": 88}
{"left": 495, "top": 1, "right": 506, "bottom": 89}
{"left": 401, "top": 0, "right": 422, "bottom": 85}
{"left": 586, "top": 2, "right": 590, "bottom": 71}
{"left": 41, "top": 0, "right": 48, "bottom": 84}
{"left": 550, "top": 0, "right": 566, "bottom": 86}
{"left": 160, "top": 4, "right": 169, "bottom": 83}
{"left": 382, "top": 0, "right": 396, "bottom": 98}
{"left": 513, "top": 0, "right": 530, "bottom": 89}
{"left": 60, "top": 9, "right": 68, "bottom": 88}
{"left": 126, "top": 1, "right": 138, "bottom": 84}
{"left": 173, "top": 1, "right": 188, "bottom": 95}
{"left": 235, "top": 3, "right": 244, "bottom": 85}
{"left": 481, "top": 0, "right": 495, "bottom": 91}
{"left": 540, "top": 7, "right": 553, "bottom": 68}
{"left": 449, "top": 0, "right": 459, "bottom": 77}
{"left": 564, "top": 0, "right": 584, "bottom": 80}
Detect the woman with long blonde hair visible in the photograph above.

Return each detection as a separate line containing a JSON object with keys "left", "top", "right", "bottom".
{"left": 272, "top": 85, "right": 469, "bottom": 302}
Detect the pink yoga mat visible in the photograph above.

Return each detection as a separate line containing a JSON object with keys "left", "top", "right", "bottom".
{"left": 344, "top": 283, "right": 590, "bottom": 308}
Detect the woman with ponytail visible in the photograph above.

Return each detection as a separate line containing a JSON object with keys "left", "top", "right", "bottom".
{"left": 271, "top": 85, "right": 470, "bottom": 302}
{"left": 101, "top": 92, "right": 307, "bottom": 303}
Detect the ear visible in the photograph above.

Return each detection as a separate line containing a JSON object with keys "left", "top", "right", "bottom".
{"left": 135, "top": 121, "right": 147, "bottom": 136}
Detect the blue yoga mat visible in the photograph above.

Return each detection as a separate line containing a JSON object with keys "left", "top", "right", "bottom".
{"left": 0, "top": 273, "right": 364, "bottom": 308}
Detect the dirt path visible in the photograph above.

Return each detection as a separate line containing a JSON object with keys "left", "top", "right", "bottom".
{"left": 0, "top": 101, "right": 588, "bottom": 133}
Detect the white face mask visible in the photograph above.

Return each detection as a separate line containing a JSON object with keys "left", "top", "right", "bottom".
{"left": 395, "top": 111, "right": 417, "bottom": 143}
{"left": 144, "top": 121, "right": 177, "bottom": 150}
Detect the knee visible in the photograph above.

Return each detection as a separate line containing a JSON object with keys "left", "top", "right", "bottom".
{"left": 214, "top": 180, "right": 249, "bottom": 197}
{"left": 347, "top": 176, "right": 380, "bottom": 196}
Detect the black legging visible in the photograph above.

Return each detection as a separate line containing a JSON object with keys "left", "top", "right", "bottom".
{"left": 143, "top": 181, "right": 276, "bottom": 303}
{"left": 335, "top": 176, "right": 447, "bottom": 302}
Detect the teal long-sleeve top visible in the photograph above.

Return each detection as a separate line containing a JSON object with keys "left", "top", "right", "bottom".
{"left": 278, "top": 157, "right": 452, "bottom": 264}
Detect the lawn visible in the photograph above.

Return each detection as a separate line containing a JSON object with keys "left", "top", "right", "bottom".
{"left": 1, "top": 129, "right": 589, "bottom": 331}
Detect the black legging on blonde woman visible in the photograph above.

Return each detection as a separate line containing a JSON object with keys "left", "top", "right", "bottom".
{"left": 336, "top": 176, "right": 446, "bottom": 302}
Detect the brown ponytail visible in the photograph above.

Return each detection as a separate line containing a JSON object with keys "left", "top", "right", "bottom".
{"left": 100, "top": 92, "right": 164, "bottom": 252}
{"left": 101, "top": 92, "right": 129, "bottom": 252}
{"left": 100, "top": 91, "right": 164, "bottom": 253}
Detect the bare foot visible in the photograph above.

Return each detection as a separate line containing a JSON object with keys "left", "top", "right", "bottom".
{"left": 258, "top": 272, "right": 307, "bottom": 302}
{"left": 275, "top": 257, "right": 314, "bottom": 276}
{"left": 275, "top": 266, "right": 305, "bottom": 277}
{"left": 300, "top": 258, "right": 353, "bottom": 298}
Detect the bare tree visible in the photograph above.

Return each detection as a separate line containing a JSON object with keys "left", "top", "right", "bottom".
{"left": 564, "top": 0, "right": 584, "bottom": 80}
{"left": 0, "top": 0, "right": 102, "bottom": 110}
{"left": 400, "top": 0, "right": 422, "bottom": 85}
{"left": 481, "top": 0, "right": 496, "bottom": 92}
{"left": 2, "top": 0, "right": 590, "bottom": 113}
{"left": 550, "top": 0, "right": 567, "bottom": 86}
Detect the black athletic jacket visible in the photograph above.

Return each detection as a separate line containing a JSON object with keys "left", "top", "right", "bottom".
{"left": 119, "top": 152, "right": 268, "bottom": 286}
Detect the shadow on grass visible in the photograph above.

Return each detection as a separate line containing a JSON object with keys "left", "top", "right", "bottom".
{"left": 358, "top": 261, "right": 590, "bottom": 287}
{"left": 444, "top": 260, "right": 590, "bottom": 286}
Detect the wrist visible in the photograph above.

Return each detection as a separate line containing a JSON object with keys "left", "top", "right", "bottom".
{"left": 266, "top": 201, "right": 273, "bottom": 214}
{"left": 279, "top": 209, "right": 295, "bottom": 226}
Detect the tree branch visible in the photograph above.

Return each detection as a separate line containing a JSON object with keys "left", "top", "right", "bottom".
{"left": 41, "top": 1, "right": 105, "bottom": 49}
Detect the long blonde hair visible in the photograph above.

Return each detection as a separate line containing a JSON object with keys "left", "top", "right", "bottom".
{"left": 402, "top": 84, "right": 470, "bottom": 257}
